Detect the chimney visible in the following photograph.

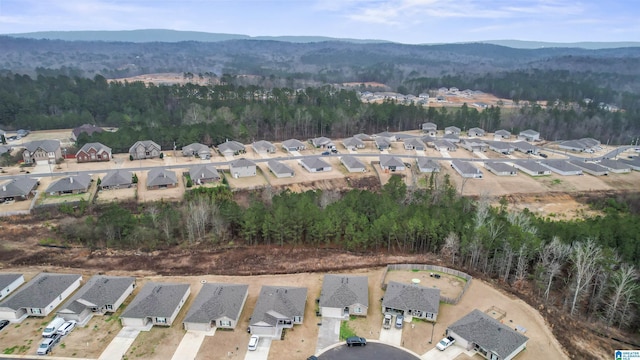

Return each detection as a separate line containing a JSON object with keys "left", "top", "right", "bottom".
{"left": 2, "top": 185, "right": 5, "bottom": 192}
{"left": 70, "top": 177, "right": 73, "bottom": 184}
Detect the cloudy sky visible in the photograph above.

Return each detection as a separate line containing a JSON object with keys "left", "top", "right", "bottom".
{"left": 0, "top": 0, "right": 638, "bottom": 44}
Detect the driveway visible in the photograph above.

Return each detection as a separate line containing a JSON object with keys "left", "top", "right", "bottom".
{"left": 378, "top": 325, "right": 402, "bottom": 346}
{"left": 421, "top": 345, "right": 470, "bottom": 360}
{"left": 243, "top": 337, "right": 272, "bottom": 360}
{"left": 315, "top": 317, "right": 341, "bottom": 354}
{"left": 98, "top": 327, "right": 141, "bottom": 360}
{"left": 171, "top": 329, "right": 215, "bottom": 360}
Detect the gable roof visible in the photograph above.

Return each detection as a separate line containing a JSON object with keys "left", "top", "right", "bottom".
{"left": 301, "top": 157, "right": 330, "bottom": 169}
{"left": 129, "top": 140, "right": 160, "bottom": 153}
{"left": 24, "top": 140, "right": 60, "bottom": 153}
{"left": 182, "top": 143, "right": 210, "bottom": 155}
{"left": 375, "top": 137, "right": 391, "bottom": 147}
{"left": 448, "top": 309, "right": 529, "bottom": 359}
{"left": 311, "top": 137, "right": 333, "bottom": 147}
{"left": 218, "top": 140, "right": 245, "bottom": 153}
{"left": 252, "top": 140, "right": 276, "bottom": 152}
{"left": 485, "top": 162, "right": 516, "bottom": 173}
{"left": 147, "top": 169, "right": 178, "bottom": 187}
{"left": 519, "top": 129, "right": 539, "bottom": 136}
{"left": 542, "top": 160, "right": 583, "bottom": 173}
{"left": 417, "top": 158, "right": 440, "bottom": 170}
{"left": 282, "top": 139, "right": 305, "bottom": 149}
{"left": 343, "top": 137, "right": 365, "bottom": 148}
{"left": 100, "top": 170, "right": 132, "bottom": 188}
{"left": 494, "top": 129, "right": 511, "bottom": 136}
{"left": 0, "top": 273, "right": 23, "bottom": 290}
{"left": 58, "top": 275, "right": 135, "bottom": 315}
{"left": 382, "top": 281, "right": 440, "bottom": 314}
{"left": 189, "top": 165, "right": 220, "bottom": 181}
{"left": 267, "top": 160, "right": 294, "bottom": 175}
{"left": 353, "top": 133, "right": 373, "bottom": 141}
{"left": 422, "top": 122, "right": 437, "bottom": 130}
{"left": 183, "top": 283, "right": 248, "bottom": 324}
{"left": 380, "top": 155, "right": 404, "bottom": 167}
{"left": 319, "top": 275, "right": 368, "bottom": 309}
{"left": 433, "top": 140, "right": 456, "bottom": 149}
{"left": 341, "top": 155, "right": 366, "bottom": 170}
{"left": 445, "top": 126, "right": 461, "bottom": 133}
{"left": 599, "top": 159, "right": 631, "bottom": 171}
{"left": 230, "top": 158, "right": 256, "bottom": 168}
{"left": 46, "top": 174, "right": 92, "bottom": 193}
{"left": 121, "top": 282, "right": 190, "bottom": 319}
{"left": 72, "top": 124, "right": 103, "bottom": 139}
{"left": 0, "top": 178, "right": 38, "bottom": 198}
{"left": 0, "top": 273, "right": 81, "bottom": 310}
{"left": 250, "top": 286, "right": 307, "bottom": 327}
{"left": 468, "top": 127, "right": 485, "bottom": 135}
{"left": 78, "top": 142, "right": 111, "bottom": 154}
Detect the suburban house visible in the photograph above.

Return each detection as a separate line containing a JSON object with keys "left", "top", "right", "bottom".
{"left": 403, "top": 138, "right": 426, "bottom": 151}
{"left": 394, "top": 133, "right": 418, "bottom": 141}
{"left": 319, "top": 275, "right": 369, "bottom": 318}
{"left": 433, "top": 140, "right": 457, "bottom": 152}
{"left": 484, "top": 162, "right": 517, "bottom": 176}
{"left": 341, "top": 156, "right": 367, "bottom": 173}
{"left": 467, "top": 127, "right": 485, "bottom": 137}
{"left": 417, "top": 158, "right": 440, "bottom": 173}
{"left": 451, "top": 160, "right": 483, "bottom": 178}
{"left": 22, "top": 140, "right": 62, "bottom": 165}
{"left": 445, "top": 126, "right": 461, "bottom": 135}
{"left": 374, "top": 131, "right": 397, "bottom": 142}
{"left": 447, "top": 309, "right": 529, "bottom": 360}
{"left": 0, "top": 274, "right": 25, "bottom": 301}
{"left": 382, "top": 281, "right": 440, "bottom": 322}
{"left": 353, "top": 133, "right": 373, "bottom": 141}
{"left": 189, "top": 165, "right": 220, "bottom": 184}
{"left": 45, "top": 174, "right": 92, "bottom": 195}
{"left": 380, "top": 155, "right": 405, "bottom": 171}
{"left": 146, "top": 169, "right": 178, "bottom": 189}
{"left": 558, "top": 138, "right": 601, "bottom": 153}
{"left": 375, "top": 137, "right": 392, "bottom": 150}
{"left": 460, "top": 139, "right": 488, "bottom": 152}
{"left": 0, "top": 273, "right": 82, "bottom": 321}
{"left": 183, "top": 283, "right": 249, "bottom": 332}
{"left": 282, "top": 139, "right": 306, "bottom": 152}
{"left": 443, "top": 133, "right": 461, "bottom": 143}
{"left": 182, "top": 143, "right": 211, "bottom": 159}
{"left": 267, "top": 160, "right": 295, "bottom": 178}
{"left": 599, "top": 159, "right": 631, "bottom": 173}
{"left": 0, "top": 178, "right": 39, "bottom": 201}
{"left": 229, "top": 158, "right": 257, "bottom": 178}
{"left": 129, "top": 140, "right": 161, "bottom": 160}
{"left": 120, "top": 282, "right": 191, "bottom": 327}
{"left": 249, "top": 286, "right": 307, "bottom": 339}
{"left": 57, "top": 275, "right": 135, "bottom": 325}
{"left": 72, "top": 124, "right": 103, "bottom": 141}
{"left": 252, "top": 140, "right": 277, "bottom": 154}
{"left": 0, "top": 145, "right": 11, "bottom": 156}
{"left": 421, "top": 122, "right": 437, "bottom": 136}
{"left": 300, "top": 157, "right": 332, "bottom": 173}
{"left": 541, "top": 160, "right": 583, "bottom": 176}
{"left": 493, "top": 130, "right": 512, "bottom": 140}
{"left": 421, "top": 135, "right": 436, "bottom": 144}
{"left": 76, "top": 142, "right": 112, "bottom": 163}
{"left": 622, "top": 157, "right": 640, "bottom": 171}
{"left": 100, "top": 169, "right": 133, "bottom": 190}
{"left": 512, "top": 141, "right": 539, "bottom": 155}
{"left": 518, "top": 129, "right": 540, "bottom": 142}
{"left": 514, "top": 161, "right": 552, "bottom": 176}
{"left": 487, "top": 141, "right": 515, "bottom": 155}
{"left": 310, "top": 137, "right": 336, "bottom": 150}
{"left": 342, "top": 137, "right": 366, "bottom": 151}
{"left": 217, "top": 140, "right": 246, "bottom": 157}
{"left": 570, "top": 160, "right": 609, "bottom": 176}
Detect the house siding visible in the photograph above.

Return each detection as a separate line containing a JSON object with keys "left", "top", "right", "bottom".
{"left": 76, "top": 149, "right": 111, "bottom": 163}
{"left": 0, "top": 276, "right": 24, "bottom": 301}
{"left": 230, "top": 165, "right": 256, "bottom": 178}
{"left": 166, "top": 288, "right": 190, "bottom": 326}
{"left": 110, "top": 282, "right": 136, "bottom": 315}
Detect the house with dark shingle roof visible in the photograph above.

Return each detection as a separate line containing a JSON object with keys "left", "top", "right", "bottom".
{"left": 76, "top": 142, "right": 112, "bottom": 163}
{"left": 267, "top": 160, "right": 294, "bottom": 178}
{"left": 22, "top": 140, "right": 62, "bottom": 164}
{"left": 46, "top": 174, "right": 92, "bottom": 195}
{"left": 484, "top": 162, "right": 517, "bottom": 176}
{"left": 452, "top": 160, "right": 483, "bottom": 179}
{"left": 375, "top": 137, "right": 392, "bottom": 150}
{"left": 300, "top": 157, "right": 331, "bottom": 173}
{"left": 598, "top": 159, "right": 631, "bottom": 173}
{"left": 0, "top": 273, "right": 82, "bottom": 321}
{"left": 541, "top": 160, "right": 583, "bottom": 176}
{"left": 433, "top": 140, "right": 457, "bottom": 152}
{"left": 129, "top": 140, "right": 161, "bottom": 160}
{"left": 403, "top": 138, "right": 426, "bottom": 151}
{"left": 447, "top": 309, "right": 529, "bottom": 360}
{"left": 416, "top": 158, "right": 440, "bottom": 173}
{"left": 310, "top": 137, "right": 336, "bottom": 150}
{"left": 120, "top": 282, "right": 190, "bottom": 327}
{"left": 229, "top": 158, "right": 257, "bottom": 178}
{"left": 512, "top": 141, "right": 539, "bottom": 155}
{"left": 0, "top": 178, "right": 39, "bottom": 201}
{"left": 445, "top": 126, "right": 461, "bottom": 135}
{"left": 380, "top": 155, "right": 405, "bottom": 171}
{"left": 218, "top": 140, "right": 247, "bottom": 157}
{"left": 493, "top": 130, "right": 511, "bottom": 140}
{"left": 341, "top": 156, "right": 366, "bottom": 173}
{"left": 319, "top": 275, "right": 368, "bottom": 318}
{"left": 514, "top": 161, "right": 552, "bottom": 177}
{"left": 421, "top": 122, "right": 437, "bottom": 136}
{"left": 382, "top": 281, "right": 440, "bottom": 321}
{"left": 342, "top": 137, "right": 366, "bottom": 151}
{"left": 100, "top": 169, "right": 133, "bottom": 190}
{"left": 518, "top": 129, "right": 540, "bottom": 142}
{"left": 146, "top": 169, "right": 178, "bottom": 189}
{"left": 57, "top": 275, "right": 135, "bottom": 325}
{"left": 0, "top": 274, "right": 24, "bottom": 301}
{"left": 252, "top": 140, "right": 277, "bottom": 154}
{"left": 281, "top": 139, "right": 306, "bottom": 152}
{"left": 72, "top": 124, "right": 103, "bottom": 141}
{"left": 190, "top": 164, "right": 220, "bottom": 184}
{"left": 249, "top": 286, "right": 307, "bottom": 339}
{"left": 183, "top": 283, "right": 249, "bottom": 331}
{"left": 467, "top": 127, "right": 485, "bottom": 137}
{"left": 182, "top": 143, "right": 211, "bottom": 159}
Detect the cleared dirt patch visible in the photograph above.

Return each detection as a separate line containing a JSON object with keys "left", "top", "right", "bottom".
{"left": 384, "top": 269, "right": 466, "bottom": 301}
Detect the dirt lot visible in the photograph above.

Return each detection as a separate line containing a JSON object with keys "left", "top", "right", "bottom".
{"left": 109, "top": 73, "right": 215, "bottom": 87}
{"left": 384, "top": 269, "right": 466, "bottom": 301}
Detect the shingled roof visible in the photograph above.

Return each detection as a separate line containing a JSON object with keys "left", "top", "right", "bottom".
{"left": 58, "top": 275, "right": 135, "bottom": 315}
{"left": 183, "top": 283, "right": 248, "bottom": 325}
{"left": 100, "top": 170, "right": 132, "bottom": 188}
{"left": 24, "top": 140, "right": 60, "bottom": 153}
{"left": 146, "top": 169, "right": 177, "bottom": 187}
{"left": 121, "top": 282, "right": 190, "bottom": 319}
{"left": 0, "top": 178, "right": 38, "bottom": 198}
{"left": 382, "top": 281, "right": 440, "bottom": 315}
{"left": 45, "top": 174, "right": 92, "bottom": 193}
{"left": 319, "top": 275, "right": 368, "bottom": 309}
{"left": 250, "top": 286, "right": 307, "bottom": 327}
{"left": 0, "top": 273, "right": 81, "bottom": 310}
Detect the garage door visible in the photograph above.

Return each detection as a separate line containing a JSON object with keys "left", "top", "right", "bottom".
{"left": 36, "top": 160, "right": 49, "bottom": 165}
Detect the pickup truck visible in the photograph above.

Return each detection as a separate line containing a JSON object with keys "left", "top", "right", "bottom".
{"left": 436, "top": 336, "right": 455, "bottom": 351}
{"left": 383, "top": 313, "right": 393, "bottom": 329}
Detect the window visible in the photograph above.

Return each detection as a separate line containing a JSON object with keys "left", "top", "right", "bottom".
{"left": 353, "top": 307, "right": 362, "bottom": 314}
{"left": 156, "top": 317, "right": 167, "bottom": 324}
{"left": 219, "top": 320, "right": 231, "bottom": 327}
{"left": 31, "top": 308, "right": 42, "bottom": 314}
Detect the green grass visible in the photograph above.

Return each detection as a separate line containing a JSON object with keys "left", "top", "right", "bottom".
{"left": 105, "top": 314, "right": 118, "bottom": 322}
{"left": 3, "top": 346, "right": 18, "bottom": 354}
{"left": 339, "top": 321, "right": 357, "bottom": 340}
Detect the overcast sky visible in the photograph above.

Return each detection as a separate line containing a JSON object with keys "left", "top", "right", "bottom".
{"left": 0, "top": 0, "right": 638, "bottom": 44}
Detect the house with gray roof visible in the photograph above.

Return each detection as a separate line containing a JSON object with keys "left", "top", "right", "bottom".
{"left": 22, "top": 140, "right": 62, "bottom": 165}
{"left": 421, "top": 135, "right": 436, "bottom": 144}
{"left": 282, "top": 139, "right": 306, "bottom": 152}
{"left": 460, "top": 139, "right": 488, "bottom": 152}
{"left": 518, "top": 129, "right": 540, "bottom": 142}
{"left": 403, "top": 138, "right": 426, "bottom": 151}
{"left": 100, "top": 169, "right": 133, "bottom": 190}
{"left": 512, "top": 141, "right": 539, "bottom": 155}
{"left": 467, "top": 127, "right": 485, "bottom": 137}
{"left": 622, "top": 157, "right": 640, "bottom": 171}
{"left": 417, "top": 158, "right": 440, "bottom": 173}
{"left": 183, "top": 283, "right": 249, "bottom": 331}
{"left": 569, "top": 160, "right": 608, "bottom": 176}
{"left": 310, "top": 137, "right": 336, "bottom": 150}
{"left": 493, "top": 130, "right": 512, "bottom": 140}
{"left": 598, "top": 159, "right": 631, "bottom": 173}
{"left": 341, "top": 156, "right": 366, "bottom": 173}
{"left": 443, "top": 133, "right": 461, "bottom": 143}
{"left": 217, "top": 140, "right": 246, "bottom": 157}
{"left": 319, "top": 275, "right": 368, "bottom": 319}
{"left": 487, "top": 141, "right": 515, "bottom": 154}
{"left": 57, "top": 275, "right": 135, "bottom": 325}
{"left": 394, "top": 133, "right": 418, "bottom": 141}
{"left": 252, "top": 140, "right": 276, "bottom": 154}
{"left": 445, "top": 126, "right": 461, "bottom": 135}
{"left": 0, "top": 274, "right": 24, "bottom": 301}
{"left": 76, "top": 142, "right": 112, "bottom": 163}
{"left": 422, "top": 122, "right": 438, "bottom": 136}
{"left": 375, "top": 137, "right": 392, "bottom": 150}
{"left": 0, "top": 178, "right": 39, "bottom": 201}
{"left": 182, "top": 143, "right": 211, "bottom": 159}
{"left": 229, "top": 158, "right": 257, "bottom": 178}
{"left": 382, "top": 281, "right": 440, "bottom": 322}
{"left": 267, "top": 160, "right": 294, "bottom": 178}
{"left": 46, "top": 174, "right": 92, "bottom": 195}
{"left": 541, "top": 160, "right": 583, "bottom": 176}
{"left": 514, "top": 161, "right": 552, "bottom": 176}
{"left": 558, "top": 138, "right": 601, "bottom": 153}
{"left": 120, "top": 282, "right": 190, "bottom": 327}
{"left": 129, "top": 140, "right": 161, "bottom": 160}
{"left": 375, "top": 131, "right": 397, "bottom": 142}
{"left": 146, "top": 169, "right": 178, "bottom": 189}
{"left": 249, "top": 286, "right": 307, "bottom": 339}
{"left": 380, "top": 155, "right": 405, "bottom": 171}
{"left": 342, "top": 137, "right": 366, "bottom": 151}
{"left": 72, "top": 124, "right": 103, "bottom": 141}
{"left": 451, "top": 160, "right": 483, "bottom": 178}
{"left": 433, "top": 140, "right": 457, "bottom": 152}
{"left": 447, "top": 309, "right": 529, "bottom": 360}
{"left": 190, "top": 164, "right": 220, "bottom": 184}
{"left": 0, "top": 273, "right": 82, "bottom": 321}
{"left": 300, "top": 157, "right": 332, "bottom": 173}
{"left": 485, "top": 162, "right": 517, "bottom": 176}
{"left": 353, "top": 133, "right": 373, "bottom": 141}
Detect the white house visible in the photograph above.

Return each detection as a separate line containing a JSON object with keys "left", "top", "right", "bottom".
{"left": 0, "top": 274, "right": 24, "bottom": 301}
{"left": 518, "top": 129, "right": 540, "bottom": 142}
{"left": 229, "top": 158, "right": 257, "bottom": 178}
{"left": 451, "top": 160, "right": 483, "bottom": 178}
{"left": 183, "top": 283, "right": 248, "bottom": 331}
{"left": 319, "top": 275, "right": 368, "bottom": 318}
{"left": 120, "top": 282, "right": 190, "bottom": 327}
{"left": 341, "top": 156, "right": 367, "bottom": 173}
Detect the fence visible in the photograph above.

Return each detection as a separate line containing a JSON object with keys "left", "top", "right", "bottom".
{"left": 380, "top": 263, "right": 473, "bottom": 305}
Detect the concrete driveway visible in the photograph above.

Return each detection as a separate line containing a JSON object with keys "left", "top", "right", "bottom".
{"left": 244, "top": 337, "right": 272, "bottom": 360}
{"left": 98, "top": 327, "right": 141, "bottom": 360}
{"left": 171, "top": 329, "right": 216, "bottom": 360}
{"left": 421, "top": 345, "right": 471, "bottom": 360}
{"left": 378, "top": 325, "right": 402, "bottom": 346}
{"left": 315, "top": 317, "right": 341, "bottom": 354}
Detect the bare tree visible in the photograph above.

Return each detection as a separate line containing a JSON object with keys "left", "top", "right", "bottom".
{"left": 440, "top": 232, "right": 460, "bottom": 265}
{"left": 539, "top": 237, "right": 571, "bottom": 302}
{"left": 605, "top": 264, "right": 639, "bottom": 327}
{"left": 570, "top": 239, "right": 603, "bottom": 316}
{"left": 184, "top": 196, "right": 210, "bottom": 243}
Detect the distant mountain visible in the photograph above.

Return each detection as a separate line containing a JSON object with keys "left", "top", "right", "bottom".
{"left": 481, "top": 39, "right": 640, "bottom": 50}
{"left": 5, "top": 29, "right": 389, "bottom": 44}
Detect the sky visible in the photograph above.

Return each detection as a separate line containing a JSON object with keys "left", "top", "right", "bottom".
{"left": 0, "top": 0, "right": 638, "bottom": 44}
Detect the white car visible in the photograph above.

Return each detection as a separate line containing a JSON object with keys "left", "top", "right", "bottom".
{"left": 248, "top": 335, "right": 259, "bottom": 351}
{"left": 56, "top": 320, "right": 77, "bottom": 336}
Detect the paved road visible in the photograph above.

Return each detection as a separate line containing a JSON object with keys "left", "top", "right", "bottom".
{"left": 318, "top": 342, "right": 421, "bottom": 360}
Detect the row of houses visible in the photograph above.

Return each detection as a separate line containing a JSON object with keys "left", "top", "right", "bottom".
{"left": 420, "top": 123, "right": 541, "bottom": 142}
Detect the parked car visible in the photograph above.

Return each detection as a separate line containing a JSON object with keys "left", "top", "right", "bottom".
{"left": 321, "top": 151, "right": 331, "bottom": 156}
{"left": 56, "top": 320, "right": 77, "bottom": 336}
{"left": 331, "top": 148, "right": 338, "bottom": 153}
{"left": 42, "top": 317, "right": 65, "bottom": 338}
{"left": 539, "top": 153, "right": 548, "bottom": 158}
{"left": 346, "top": 336, "right": 367, "bottom": 346}
{"left": 37, "top": 334, "right": 61, "bottom": 355}
{"left": 307, "top": 356, "right": 319, "bottom": 360}
{"left": 248, "top": 335, "right": 259, "bottom": 351}
{"left": 436, "top": 336, "right": 456, "bottom": 351}
{"left": 395, "top": 314, "right": 404, "bottom": 329}
{"left": 383, "top": 313, "right": 392, "bottom": 329}
{"left": 0, "top": 320, "right": 9, "bottom": 332}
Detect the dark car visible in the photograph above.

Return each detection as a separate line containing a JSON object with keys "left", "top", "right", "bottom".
{"left": 346, "top": 336, "right": 367, "bottom": 346}
{"left": 307, "top": 356, "right": 319, "bottom": 360}
{"left": 321, "top": 151, "right": 331, "bottom": 156}
{"left": 0, "top": 320, "right": 9, "bottom": 332}
{"left": 539, "top": 153, "right": 548, "bottom": 158}
{"left": 331, "top": 148, "right": 338, "bottom": 153}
